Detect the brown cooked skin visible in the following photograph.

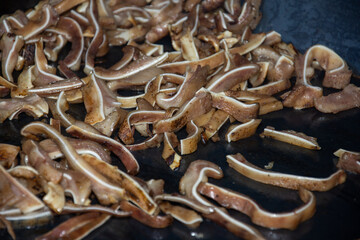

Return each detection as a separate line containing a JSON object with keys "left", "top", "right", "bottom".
{"left": 198, "top": 182, "right": 316, "bottom": 230}
{"left": 314, "top": 84, "right": 360, "bottom": 113}
{"left": 211, "top": 93, "right": 259, "bottom": 123}
{"left": 0, "top": 144, "right": 20, "bottom": 168}
{"left": 323, "top": 67, "right": 352, "bottom": 89}
{"left": 120, "top": 201, "right": 173, "bottom": 228}
{"left": 153, "top": 89, "right": 213, "bottom": 133}
{"left": 227, "top": 153, "right": 346, "bottom": 191}
{"left": 337, "top": 152, "right": 360, "bottom": 174}
{"left": 282, "top": 85, "right": 323, "bottom": 109}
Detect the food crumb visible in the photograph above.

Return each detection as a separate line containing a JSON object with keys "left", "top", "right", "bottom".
{"left": 264, "top": 161, "right": 274, "bottom": 169}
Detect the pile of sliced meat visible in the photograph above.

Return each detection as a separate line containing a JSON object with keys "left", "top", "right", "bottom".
{"left": 0, "top": 0, "right": 359, "bottom": 239}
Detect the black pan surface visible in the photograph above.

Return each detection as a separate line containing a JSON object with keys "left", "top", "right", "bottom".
{"left": 1, "top": 1, "right": 360, "bottom": 240}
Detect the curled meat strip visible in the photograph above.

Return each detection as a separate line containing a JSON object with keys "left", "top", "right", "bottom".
{"left": 0, "top": 33, "right": 24, "bottom": 83}
{"left": 21, "top": 122, "right": 157, "bottom": 215}
{"left": 39, "top": 138, "right": 111, "bottom": 163}
{"left": 66, "top": 124, "right": 140, "bottom": 175}
{"left": 314, "top": 84, "right": 360, "bottom": 114}
{"left": 281, "top": 53, "right": 323, "bottom": 109}
{"left": 0, "top": 94, "right": 48, "bottom": 123}
{"left": 153, "top": 88, "right": 213, "bottom": 133}
{"left": 36, "top": 211, "right": 112, "bottom": 240}
{"left": 12, "top": 4, "right": 58, "bottom": 40}
{"left": 21, "top": 122, "right": 126, "bottom": 205}
{"left": 0, "top": 165, "right": 44, "bottom": 213}
{"left": 156, "top": 65, "right": 208, "bottom": 109}
{"left": 120, "top": 201, "right": 172, "bottom": 228}
{"left": 179, "top": 160, "right": 265, "bottom": 240}
{"left": 84, "top": 0, "right": 104, "bottom": 74}
{"left": 227, "top": 153, "right": 346, "bottom": 191}
{"left": 22, "top": 139, "right": 63, "bottom": 184}
{"left": 50, "top": 16, "right": 84, "bottom": 71}
{"left": 304, "top": 45, "right": 352, "bottom": 89}
{"left": 198, "top": 182, "right": 316, "bottom": 230}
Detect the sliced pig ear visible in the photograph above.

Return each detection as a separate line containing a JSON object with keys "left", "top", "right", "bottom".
{"left": 12, "top": 4, "right": 58, "bottom": 40}
{"left": 39, "top": 138, "right": 112, "bottom": 164}
{"left": 118, "top": 110, "right": 167, "bottom": 144}
{"left": 159, "top": 50, "right": 225, "bottom": 74}
{"left": 263, "top": 30, "right": 282, "bottom": 46}
{"left": 260, "top": 126, "right": 321, "bottom": 150}
{"left": 96, "top": 0, "right": 116, "bottom": 29}
{"left": 179, "top": 120, "right": 202, "bottom": 155}
{"left": 42, "top": 181, "right": 65, "bottom": 214}
{"left": 303, "top": 45, "right": 352, "bottom": 89}
{"left": 154, "top": 193, "right": 213, "bottom": 214}
{"left": 84, "top": 0, "right": 104, "bottom": 75}
{"left": 52, "top": 16, "right": 84, "bottom": 71}
{"left": 314, "top": 84, "right": 360, "bottom": 114}
{"left": 53, "top": 0, "right": 88, "bottom": 15}
{"left": 211, "top": 91, "right": 259, "bottom": 123}
{"left": 126, "top": 133, "right": 164, "bottom": 151}
{"left": 94, "top": 52, "right": 168, "bottom": 80}
{"left": 206, "top": 64, "right": 259, "bottom": 92}
{"left": 156, "top": 65, "right": 208, "bottom": 109}
{"left": 225, "top": 118, "right": 261, "bottom": 142}
{"left": 65, "top": 124, "right": 140, "bottom": 175}
{"left": 179, "top": 5, "right": 200, "bottom": 61}
{"left": 0, "top": 164, "right": 45, "bottom": 213}
{"left": 179, "top": 160, "right": 223, "bottom": 204}
{"left": 153, "top": 88, "right": 213, "bottom": 134}
{"left": 179, "top": 159, "right": 264, "bottom": 239}
{"left": 0, "top": 94, "right": 49, "bottom": 123}
{"left": 21, "top": 122, "right": 154, "bottom": 213}
{"left": 20, "top": 121, "right": 126, "bottom": 205}
{"left": 119, "top": 200, "right": 172, "bottom": 228}
{"left": 138, "top": 42, "right": 162, "bottom": 60}
{"left": 109, "top": 45, "right": 136, "bottom": 70}
{"left": 28, "top": 77, "right": 83, "bottom": 97}
{"left": 230, "top": 32, "right": 266, "bottom": 55}
{"left": 227, "top": 0, "right": 262, "bottom": 33}
{"left": 11, "top": 65, "right": 35, "bottom": 98}
{"left": 249, "top": 62, "right": 269, "bottom": 87}
{"left": 33, "top": 40, "right": 64, "bottom": 86}
{"left": 0, "top": 143, "right": 20, "bottom": 169}
{"left": 0, "top": 33, "right": 24, "bottom": 83}
{"left": 44, "top": 34, "right": 67, "bottom": 62}
{"left": 35, "top": 212, "right": 112, "bottom": 240}
{"left": 281, "top": 84, "right": 323, "bottom": 110}
{"left": 227, "top": 153, "right": 346, "bottom": 191}
{"left": 202, "top": 109, "right": 229, "bottom": 141}
{"left": 60, "top": 170, "right": 92, "bottom": 205}
{"left": 112, "top": 6, "right": 151, "bottom": 29}
{"left": 83, "top": 74, "right": 121, "bottom": 125}
{"left": 159, "top": 201, "right": 203, "bottom": 228}
{"left": 281, "top": 53, "right": 322, "bottom": 109}
{"left": 22, "top": 139, "right": 63, "bottom": 184}
{"left": 199, "top": 182, "right": 316, "bottom": 230}
{"left": 162, "top": 132, "right": 182, "bottom": 170}
{"left": 145, "top": 0, "right": 183, "bottom": 43}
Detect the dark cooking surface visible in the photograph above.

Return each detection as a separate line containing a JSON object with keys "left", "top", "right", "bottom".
{"left": 1, "top": 1, "right": 360, "bottom": 240}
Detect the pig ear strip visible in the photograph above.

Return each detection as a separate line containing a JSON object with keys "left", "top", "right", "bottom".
{"left": 0, "top": 0, "right": 355, "bottom": 239}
